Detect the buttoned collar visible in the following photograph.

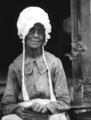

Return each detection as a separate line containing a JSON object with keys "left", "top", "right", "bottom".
{"left": 24, "top": 55, "right": 48, "bottom": 74}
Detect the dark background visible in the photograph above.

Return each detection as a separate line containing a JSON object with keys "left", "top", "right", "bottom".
{"left": 0, "top": 0, "right": 71, "bottom": 78}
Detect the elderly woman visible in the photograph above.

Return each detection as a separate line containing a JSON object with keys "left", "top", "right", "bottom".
{"left": 1, "top": 6, "right": 70, "bottom": 120}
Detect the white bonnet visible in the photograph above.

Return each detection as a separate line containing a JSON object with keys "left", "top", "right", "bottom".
{"left": 17, "top": 6, "right": 52, "bottom": 43}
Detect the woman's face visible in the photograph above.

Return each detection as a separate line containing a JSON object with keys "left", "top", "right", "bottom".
{"left": 25, "top": 23, "right": 45, "bottom": 49}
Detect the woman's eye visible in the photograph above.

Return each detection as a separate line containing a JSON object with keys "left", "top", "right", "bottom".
{"left": 30, "top": 28, "right": 35, "bottom": 33}
{"left": 38, "top": 30, "right": 43, "bottom": 34}
{"left": 38, "top": 29, "right": 45, "bottom": 34}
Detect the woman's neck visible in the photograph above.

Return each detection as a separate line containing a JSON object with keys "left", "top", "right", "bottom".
{"left": 25, "top": 46, "right": 43, "bottom": 59}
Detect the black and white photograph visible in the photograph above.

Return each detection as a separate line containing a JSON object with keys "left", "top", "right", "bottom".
{"left": 0, "top": 0, "right": 91, "bottom": 120}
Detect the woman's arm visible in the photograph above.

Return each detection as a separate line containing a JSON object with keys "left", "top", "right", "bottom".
{"left": 46, "top": 58, "right": 70, "bottom": 114}
{"left": 1, "top": 63, "right": 20, "bottom": 115}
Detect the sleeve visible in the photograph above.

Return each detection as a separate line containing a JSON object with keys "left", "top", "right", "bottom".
{"left": 46, "top": 58, "right": 70, "bottom": 114}
{"left": 1, "top": 64, "right": 19, "bottom": 115}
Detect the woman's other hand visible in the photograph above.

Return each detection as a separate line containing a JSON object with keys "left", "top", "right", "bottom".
{"left": 31, "top": 102, "right": 48, "bottom": 113}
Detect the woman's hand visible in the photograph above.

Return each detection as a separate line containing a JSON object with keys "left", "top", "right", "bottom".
{"left": 14, "top": 105, "right": 25, "bottom": 117}
{"left": 31, "top": 102, "right": 48, "bottom": 113}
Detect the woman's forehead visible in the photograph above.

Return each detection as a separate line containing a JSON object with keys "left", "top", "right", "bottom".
{"left": 32, "top": 22, "right": 45, "bottom": 30}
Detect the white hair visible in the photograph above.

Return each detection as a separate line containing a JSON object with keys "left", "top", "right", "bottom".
{"left": 17, "top": 6, "right": 52, "bottom": 43}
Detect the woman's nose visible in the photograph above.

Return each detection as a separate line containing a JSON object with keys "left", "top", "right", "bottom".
{"left": 34, "top": 30, "right": 39, "bottom": 37}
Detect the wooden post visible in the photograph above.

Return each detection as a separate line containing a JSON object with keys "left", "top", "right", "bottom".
{"left": 70, "top": 0, "right": 83, "bottom": 103}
